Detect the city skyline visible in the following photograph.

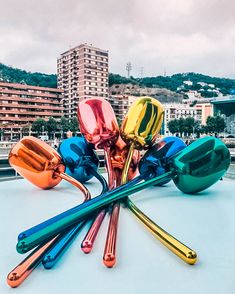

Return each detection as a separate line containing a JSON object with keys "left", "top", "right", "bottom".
{"left": 0, "top": 0, "right": 235, "bottom": 78}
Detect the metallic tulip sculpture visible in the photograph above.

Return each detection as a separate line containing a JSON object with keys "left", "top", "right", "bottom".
{"left": 11, "top": 136, "right": 109, "bottom": 274}
{"left": 41, "top": 137, "right": 108, "bottom": 269}
{"left": 138, "top": 136, "right": 187, "bottom": 185}
{"left": 9, "top": 136, "right": 90, "bottom": 195}
{"left": 77, "top": 98, "right": 119, "bottom": 255}
{"left": 13, "top": 136, "right": 93, "bottom": 241}
{"left": 81, "top": 136, "right": 140, "bottom": 258}
{"left": 120, "top": 96, "right": 164, "bottom": 183}
{"left": 57, "top": 136, "right": 108, "bottom": 193}
{"left": 7, "top": 136, "right": 92, "bottom": 287}
{"left": 104, "top": 136, "right": 190, "bottom": 265}
{"left": 15, "top": 136, "right": 188, "bottom": 264}
{"left": 102, "top": 136, "right": 140, "bottom": 267}
{"left": 77, "top": 97, "right": 119, "bottom": 188}
{"left": 103, "top": 97, "right": 164, "bottom": 267}
{"left": 59, "top": 136, "right": 109, "bottom": 254}
{"left": 16, "top": 136, "right": 230, "bottom": 262}
{"left": 78, "top": 98, "right": 142, "bottom": 267}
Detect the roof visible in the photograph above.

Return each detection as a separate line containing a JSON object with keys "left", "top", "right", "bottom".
{"left": 211, "top": 95, "right": 235, "bottom": 104}
{"left": 0, "top": 81, "right": 63, "bottom": 93}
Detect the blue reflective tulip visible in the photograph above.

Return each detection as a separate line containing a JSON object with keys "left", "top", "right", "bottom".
{"left": 58, "top": 136, "right": 99, "bottom": 183}
{"left": 139, "top": 136, "right": 187, "bottom": 185}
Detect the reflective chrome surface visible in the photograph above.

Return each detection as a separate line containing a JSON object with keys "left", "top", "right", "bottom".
{"left": 9, "top": 136, "right": 64, "bottom": 189}
{"left": 120, "top": 97, "right": 164, "bottom": 150}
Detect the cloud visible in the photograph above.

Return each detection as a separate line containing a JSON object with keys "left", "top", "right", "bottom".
{"left": 0, "top": 0, "right": 234, "bottom": 77}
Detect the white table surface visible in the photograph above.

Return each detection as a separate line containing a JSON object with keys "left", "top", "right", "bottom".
{"left": 0, "top": 176, "right": 235, "bottom": 294}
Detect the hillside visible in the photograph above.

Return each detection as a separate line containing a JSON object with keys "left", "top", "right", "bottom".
{"left": 109, "top": 73, "right": 235, "bottom": 96}
{"left": 1, "top": 63, "right": 235, "bottom": 96}
{"left": 0, "top": 63, "right": 57, "bottom": 88}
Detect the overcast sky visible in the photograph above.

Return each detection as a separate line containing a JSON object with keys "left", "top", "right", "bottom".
{"left": 0, "top": 0, "right": 234, "bottom": 78}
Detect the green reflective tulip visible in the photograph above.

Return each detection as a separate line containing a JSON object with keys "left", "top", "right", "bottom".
{"left": 171, "top": 136, "right": 230, "bottom": 194}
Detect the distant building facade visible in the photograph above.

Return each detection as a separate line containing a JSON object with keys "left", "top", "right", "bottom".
{"left": 107, "top": 95, "right": 129, "bottom": 123}
{"left": 195, "top": 102, "right": 213, "bottom": 125}
{"left": 57, "top": 43, "right": 109, "bottom": 118}
{"left": 163, "top": 103, "right": 202, "bottom": 135}
{"left": 0, "top": 82, "right": 63, "bottom": 139}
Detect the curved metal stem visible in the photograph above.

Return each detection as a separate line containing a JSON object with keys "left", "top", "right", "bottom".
{"left": 16, "top": 171, "right": 176, "bottom": 253}
{"left": 88, "top": 168, "right": 108, "bottom": 194}
{"left": 81, "top": 209, "right": 106, "bottom": 253}
{"left": 126, "top": 198, "right": 197, "bottom": 265}
{"left": 104, "top": 147, "right": 116, "bottom": 189}
{"left": 103, "top": 168, "right": 122, "bottom": 267}
{"left": 103, "top": 203, "right": 120, "bottom": 267}
{"left": 121, "top": 143, "right": 135, "bottom": 185}
{"left": 81, "top": 168, "right": 109, "bottom": 254}
{"left": 7, "top": 236, "right": 58, "bottom": 288}
{"left": 8, "top": 172, "right": 92, "bottom": 287}
{"left": 57, "top": 172, "right": 91, "bottom": 201}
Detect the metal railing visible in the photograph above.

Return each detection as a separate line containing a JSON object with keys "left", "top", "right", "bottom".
{"left": 1, "top": 144, "right": 235, "bottom": 182}
{"left": 0, "top": 150, "right": 106, "bottom": 182}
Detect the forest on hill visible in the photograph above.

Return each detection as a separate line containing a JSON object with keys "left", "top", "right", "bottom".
{"left": 1, "top": 63, "right": 235, "bottom": 95}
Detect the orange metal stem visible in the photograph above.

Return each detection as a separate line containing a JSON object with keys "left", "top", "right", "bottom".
{"left": 7, "top": 237, "right": 58, "bottom": 288}
{"left": 7, "top": 172, "right": 91, "bottom": 288}
{"left": 56, "top": 172, "right": 91, "bottom": 201}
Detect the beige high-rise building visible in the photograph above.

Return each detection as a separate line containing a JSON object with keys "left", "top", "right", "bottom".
{"left": 57, "top": 43, "right": 109, "bottom": 118}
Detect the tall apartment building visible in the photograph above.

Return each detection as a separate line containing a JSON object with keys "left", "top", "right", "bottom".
{"left": 0, "top": 82, "right": 63, "bottom": 139}
{"left": 57, "top": 43, "right": 109, "bottom": 118}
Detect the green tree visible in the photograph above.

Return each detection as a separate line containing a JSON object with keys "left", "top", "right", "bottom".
{"left": 32, "top": 119, "right": 47, "bottom": 136}
{"left": 0, "top": 63, "right": 57, "bottom": 88}
{"left": 215, "top": 116, "right": 226, "bottom": 133}
{"left": 168, "top": 117, "right": 201, "bottom": 137}
{"left": 22, "top": 126, "right": 30, "bottom": 136}
{"left": 60, "top": 117, "right": 70, "bottom": 132}
{"left": 183, "top": 117, "right": 196, "bottom": 136}
{"left": 194, "top": 120, "right": 201, "bottom": 138}
{"left": 46, "top": 117, "right": 58, "bottom": 139}
{"left": 167, "top": 119, "right": 179, "bottom": 135}
{"left": 206, "top": 115, "right": 226, "bottom": 135}
{"left": 206, "top": 116, "right": 216, "bottom": 134}
{"left": 0, "top": 128, "right": 4, "bottom": 141}
{"left": 178, "top": 118, "right": 185, "bottom": 137}
{"left": 69, "top": 117, "right": 79, "bottom": 133}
